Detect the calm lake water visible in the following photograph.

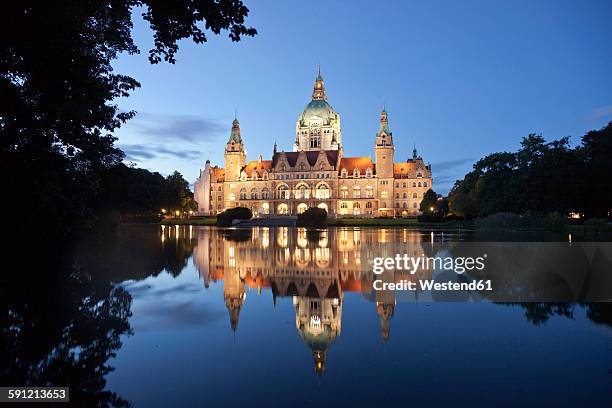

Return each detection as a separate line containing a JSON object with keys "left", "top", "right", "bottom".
{"left": 3, "top": 225, "right": 611, "bottom": 407}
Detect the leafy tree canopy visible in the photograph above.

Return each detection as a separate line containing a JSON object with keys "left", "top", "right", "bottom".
{"left": 0, "top": 1, "right": 256, "bottom": 237}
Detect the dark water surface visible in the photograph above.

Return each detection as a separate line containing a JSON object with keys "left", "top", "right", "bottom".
{"left": 3, "top": 225, "right": 611, "bottom": 407}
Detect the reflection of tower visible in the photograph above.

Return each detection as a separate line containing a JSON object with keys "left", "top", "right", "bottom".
{"left": 192, "top": 228, "right": 211, "bottom": 288}
{"left": 375, "top": 265, "right": 396, "bottom": 341}
{"left": 224, "top": 243, "right": 245, "bottom": 332}
{"left": 293, "top": 283, "right": 342, "bottom": 375}
{"left": 376, "top": 302, "right": 395, "bottom": 341}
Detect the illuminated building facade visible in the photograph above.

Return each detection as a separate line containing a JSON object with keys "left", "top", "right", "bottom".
{"left": 194, "top": 70, "right": 433, "bottom": 218}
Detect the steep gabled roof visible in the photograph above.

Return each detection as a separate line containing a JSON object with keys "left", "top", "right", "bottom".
{"left": 393, "top": 158, "right": 431, "bottom": 177}
{"left": 339, "top": 156, "right": 374, "bottom": 173}
{"left": 242, "top": 160, "right": 272, "bottom": 177}
{"left": 211, "top": 166, "right": 225, "bottom": 181}
{"left": 272, "top": 150, "right": 339, "bottom": 169}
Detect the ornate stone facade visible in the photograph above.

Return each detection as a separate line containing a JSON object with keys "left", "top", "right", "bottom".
{"left": 194, "top": 71, "right": 433, "bottom": 217}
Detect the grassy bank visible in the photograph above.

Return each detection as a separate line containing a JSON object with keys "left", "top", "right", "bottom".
{"left": 327, "top": 218, "right": 473, "bottom": 229}
{"left": 161, "top": 217, "right": 217, "bottom": 226}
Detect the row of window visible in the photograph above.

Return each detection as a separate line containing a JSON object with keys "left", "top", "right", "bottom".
{"left": 339, "top": 202, "right": 374, "bottom": 209}
{"left": 276, "top": 173, "right": 331, "bottom": 180}
{"left": 396, "top": 181, "right": 428, "bottom": 188}
{"left": 396, "top": 192, "right": 420, "bottom": 199}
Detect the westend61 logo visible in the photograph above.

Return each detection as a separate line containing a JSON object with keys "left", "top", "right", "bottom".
{"left": 371, "top": 254, "right": 492, "bottom": 292}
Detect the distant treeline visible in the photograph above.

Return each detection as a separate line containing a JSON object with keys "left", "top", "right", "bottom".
{"left": 448, "top": 122, "right": 612, "bottom": 219}
{"left": 97, "top": 164, "right": 197, "bottom": 216}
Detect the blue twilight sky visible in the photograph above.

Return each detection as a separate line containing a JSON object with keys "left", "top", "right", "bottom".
{"left": 113, "top": 0, "right": 612, "bottom": 194}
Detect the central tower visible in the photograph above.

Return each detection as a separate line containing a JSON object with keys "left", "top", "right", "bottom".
{"left": 293, "top": 67, "right": 342, "bottom": 152}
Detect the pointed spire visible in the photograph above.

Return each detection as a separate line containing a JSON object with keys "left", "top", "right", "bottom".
{"left": 413, "top": 143, "right": 418, "bottom": 160}
{"left": 228, "top": 115, "right": 241, "bottom": 144}
{"left": 312, "top": 66, "right": 327, "bottom": 100}
{"left": 377, "top": 107, "right": 390, "bottom": 136}
{"left": 273, "top": 141, "right": 278, "bottom": 154}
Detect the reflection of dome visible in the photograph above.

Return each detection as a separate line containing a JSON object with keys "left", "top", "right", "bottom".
{"left": 300, "top": 325, "right": 336, "bottom": 351}
{"left": 300, "top": 99, "right": 336, "bottom": 122}
{"left": 299, "top": 326, "right": 337, "bottom": 375}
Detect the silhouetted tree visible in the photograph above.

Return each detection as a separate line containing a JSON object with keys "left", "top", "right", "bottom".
{"left": 447, "top": 122, "right": 612, "bottom": 219}
{"left": 419, "top": 189, "right": 439, "bottom": 213}
{"left": 0, "top": 1, "right": 256, "bottom": 239}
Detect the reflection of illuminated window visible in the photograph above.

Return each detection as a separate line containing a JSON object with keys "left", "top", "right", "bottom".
{"left": 297, "top": 228, "right": 307, "bottom": 248}
{"left": 315, "top": 248, "right": 330, "bottom": 266}
{"left": 277, "top": 227, "right": 288, "bottom": 247}
{"left": 318, "top": 231, "right": 328, "bottom": 248}
{"left": 262, "top": 227, "right": 270, "bottom": 249}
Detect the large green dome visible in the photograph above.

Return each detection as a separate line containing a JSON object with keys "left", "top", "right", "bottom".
{"left": 300, "top": 99, "right": 336, "bottom": 122}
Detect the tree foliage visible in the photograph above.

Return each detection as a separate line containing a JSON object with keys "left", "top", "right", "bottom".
{"left": 0, "top": 1, "right": 256, "bottom": 238}
{"left": 448, "top": 123, "right": 612, "bottom": 219}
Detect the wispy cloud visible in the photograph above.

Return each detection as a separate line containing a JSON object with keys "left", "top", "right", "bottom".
{"left": 431, "top": 158, "right": 474, "bottom": 172}
{"left": 126, "top": 112, "right": 225, "bottom": 143}
{"left": 119, "top": 143, "right": 202, "bottom": 162}
{"left": 590, "top": 105, "right": 612, "bottom": 120}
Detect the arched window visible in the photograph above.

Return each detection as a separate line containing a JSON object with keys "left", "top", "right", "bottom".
{"left": 262, "top": 188, "right": 270, "bottom": 199}
{"left": 296, "top": 184, "right": 308, "bottom": 199}
{"left": 418, "top": 182, "right": 422, "bottom": 187}
{"left": 341, "top": 169, "right": 347, "bottom": 178}
{"left": 341, "top": 186, "right": 348, "bottom": 198}
{"left": 251, "top": 188, "right": 258, "bottom": 199}
{"left": 395, "top": 202, "right": 400, "bottom": 208}
{"left": 315, "top": 184, "right": 330, "bottom": 199}
{"left": 413, "top": 202, "right": 417, "bottom": 208}
{"left": 412, "top": 182, "right": 416, "bottom": 187}
{"left": 277, "top": 185, "right": 289, "bottom": 199}
{"left": 353, "top": 168, "right": 360, "bottom": 178}
{"left": 366, "top": 202, "right": 372, "bottom": 209}
{"left": 365, "top": 168, "right": 372, "bottom": 178}
{"left": 423, "top": 181, "right": 427, "bottom": 187}
{"left": 353, "top": 202, "right": 360, "bottom": 209}
{"left": 403, "top": 192, "right": 407, "bottom": 199}
{"left": 251, "top": 173, "right": 257, "bottom": 181}
{"left": 239, "top": 188, "right": 247, "bottom": 200}
{"left": 413, "top": 192, "right": 417, "bottom": 198}
{"left": 263, "top": 172, "right": 268, "bottom": 180}
{"left": 395, "top": 193, "right": 399, "bottom": 199}
{"left": 353, "top": 186, "right": 361, "bottom": 198}
{"left": 402, "top": 182, "right": 407, "bottom": 188}
{"left": 366, "top": 186, "right": 373, "bottom": 198}
{"left": 403, "top": 202, "right": 408, "bottom": 208}
{"left": 340, "top": 202, "right": 348, "bottom": 209}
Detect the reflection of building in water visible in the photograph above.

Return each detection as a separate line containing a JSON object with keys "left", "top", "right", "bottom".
{"left": 192, "top": 227, "right": 433, "bottom": 368}
{"left": 292, "top": 283, "right": 342, "bottom": 375}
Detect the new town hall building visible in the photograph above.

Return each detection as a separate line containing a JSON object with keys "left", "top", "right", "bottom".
{"left": 194, "top": 71, "right": 433, "bottom": 217}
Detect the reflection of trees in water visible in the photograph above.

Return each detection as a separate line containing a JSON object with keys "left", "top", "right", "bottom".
{"left": 497, "top": 303, "right": 611, "bottom": 327}
{"left": 73, "top": 224, "right": 196, "bottom": 281}
{"left": 1, "top": 223, "right": 198, "bottom": 406}
{"left": 1, "top": 259, "right": 133, "bottom": 406}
